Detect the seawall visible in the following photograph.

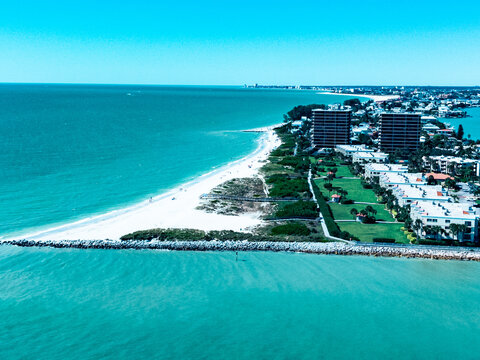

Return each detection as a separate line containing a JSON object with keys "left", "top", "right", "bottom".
{"left": 3, "top": 239, "right": 480, "bottom": 261}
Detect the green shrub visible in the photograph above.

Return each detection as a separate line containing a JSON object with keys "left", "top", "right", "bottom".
{"left": 270, "top": 223, "right": 311, "bottom": 236}
{"left": 267, "top": 176, "right": 309, "bottom": 198}
{"left": 274, "top": 201, "right": 318, "bottom": 219}
{"left": 311, "top": 181, "right": 341, "bottom": 235}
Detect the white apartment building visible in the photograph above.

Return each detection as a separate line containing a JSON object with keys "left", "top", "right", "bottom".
{"left": 379, "top": 173, "right": 426, "bottom": 188}
{"left": 391, "top": 184, "right": 451, "bottom": 207}
{"left": 352, "top": 151, "right": 388, "bottom": 165}
{"left": 425, "top": 156, "right": 480, "bottom": 177}
{"left": 335, "top": 144, "right": 373, "bottom": 157}
{"left": 410, "top": 200, "right": 479, "bottom": 242}
{"left": 364, "top": 163, "right": 408, "bottom": 179}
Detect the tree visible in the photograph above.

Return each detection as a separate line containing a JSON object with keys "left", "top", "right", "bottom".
{"left": 287, "top": 104, "right": 326, "bottom": 120}
{"left": 350, "top": 208, "right": 358, "bottom": 220}
{"left": 431, "top": 225, "right": 444, "bottom": 241}
{"left": 457, "top": 124, "right": 464, "bottom": 140}
{"left": 324, "top": 183, "right": 333, "bottom": 194}
{"left": 444, "top": 177, "right": 457, "bottom": 190}
{"left": 338, "top": 189, "right": 348, "bottom": 198}
{"left": 427, "top": 175, "right": 437, "bottom": 185}
{"left": 413, "top": 219, "right": 423, "bottom": 237}
{"left": 449, "top": 223, "right": 468, "bottom": 241}
{"left": 364, "top": 205, "right": 377, "bottom": 216}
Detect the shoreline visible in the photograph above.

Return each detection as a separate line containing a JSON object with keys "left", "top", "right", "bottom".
{"left": 318, "top": 91, "right": 400, "bottom": 103}
{"left": 6, "top": 126, "right": 281, "bottom": 242}
{"left": 3, "top": 239, "right": 480, "bottom": 261}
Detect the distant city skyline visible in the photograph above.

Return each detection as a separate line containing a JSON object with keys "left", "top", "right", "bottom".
{"left": 1, "top": 0, "right": 479, "bottom": 86}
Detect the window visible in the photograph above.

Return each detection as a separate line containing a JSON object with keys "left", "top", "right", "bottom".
{"left": 427, "top": 219, "right": 438, "bottom": 223}
{"left": 465, "top": 221, "right": 472, "bottom": 226}
{"left": 445, "top": 220, "right": 450, "bottom": 223}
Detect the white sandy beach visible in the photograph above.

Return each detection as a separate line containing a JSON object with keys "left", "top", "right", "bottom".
{"left": 319, "top": 91, "right": 400, "bottom": 102}
{"left": 12, "top": 128, "right": 281, "bottom": 241}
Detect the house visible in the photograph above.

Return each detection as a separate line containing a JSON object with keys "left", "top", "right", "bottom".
{"left": 331, "top": 194, "right": 341, "bottom": 203}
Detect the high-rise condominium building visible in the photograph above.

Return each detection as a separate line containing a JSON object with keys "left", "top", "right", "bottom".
{"left": 312, "top": 109, "right": 351, "bottom": 148}
{"left": 379, "top": 113, "right": 421, "bottom": 154}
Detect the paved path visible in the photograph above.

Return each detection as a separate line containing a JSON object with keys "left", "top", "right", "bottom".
{"left": 354, "top": 201, "right": 379, "bottom": 205}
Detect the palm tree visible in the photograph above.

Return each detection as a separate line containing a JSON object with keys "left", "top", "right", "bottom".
{"left": 431, "top": 225, "right": 443, "bottom": 241}
{"left": 413, "top": 219, "right": 423, "bottom": 237}
{"left": 449, "top": 223, "right": 468, "bottom": 241}
{"left": 350, "top": 208, "right": 358, "bottom": 220}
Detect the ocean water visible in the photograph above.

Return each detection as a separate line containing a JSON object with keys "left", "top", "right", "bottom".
{"left": 1, "top": 247, "right": 480, "bottom": 359}
{"left": 0, "top": 84, "right": 355, "bottom": 238}
{"left": 446, "top": 107, "right": 480, "bottom": 139}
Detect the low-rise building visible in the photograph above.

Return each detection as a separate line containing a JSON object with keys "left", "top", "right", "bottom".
{"left": 379, "top": 173, "right": 426, "bottom": 188}
{"left": 391, "top": 185, "right": 450, "bottom": 207}
{"left": 425, "top": 156, "right": 480, "bottom": 177}
{"left": 410, "top": 201, "right": 479, "bottom": 242}
{"left": 335, "top": 144, "right": 373, "bottom": 157}
{"left": 352, "top": 151, "right": 388, "bottom": 165}
{"left": 364, "top": 163, "right": 408, "bottom": 179}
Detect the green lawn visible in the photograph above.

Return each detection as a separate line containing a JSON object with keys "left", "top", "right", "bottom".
{"left": 338, "top": 222, "right": 408, "bottom": 243}
{"left": 329, "top": 203, "right": 394, "bottom": 221}
{"left": 332, "top": 165, "right": 353, "bottom": 178}
{"left": 316, "top": 178, "right": 378, "bottom": 203}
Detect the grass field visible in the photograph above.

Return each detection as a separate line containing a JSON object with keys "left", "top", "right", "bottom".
{"left": 329, "top": 203, "right": 394, "bottom": 221}
{"left": 338, "top": 222, "right": 408, "bottom": 243}
{"left": 315, "top": 178, "right": 378, "bottom": 203}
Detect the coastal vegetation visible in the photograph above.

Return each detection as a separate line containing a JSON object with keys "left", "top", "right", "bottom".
{"left": 120, "top": 227, "right": 327, "bottom": 243}
{"left": 272, "top": 200, "right": 318, "bottom": 219}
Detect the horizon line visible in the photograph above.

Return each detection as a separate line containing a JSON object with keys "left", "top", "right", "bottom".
{"left": 0, "top": 82, "right": 479, "bottom": 88}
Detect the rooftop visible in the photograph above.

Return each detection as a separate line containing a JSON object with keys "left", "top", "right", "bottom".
{"left": 411, "top": 200, "right": 477, "bottom": 220}
{"left": 392, "top": 184, "right": 451, "bottom": 201}
{"left": 335, "top": 144, "right": 372, "bottom": 152}
{"left": 380, "top": 172, "right": 426, "bottom": 185}
{"left": 353, "top": 151, "right": 388, "bottom": 159}
{"left": 424, "top": 173, "right": 454, "bottom": 181}
{"left": 365, "top": 163, "right": 408, "bottom": 172}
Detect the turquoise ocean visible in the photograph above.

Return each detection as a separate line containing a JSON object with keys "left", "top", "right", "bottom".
{"left": 2, "top": 85, "right": 480, "bottom": 359}
{"left": 0, "top": 84, "right": 355, "bottom": 239}
{"left": 447, "top": 107, "right": 480, "bottom": 138}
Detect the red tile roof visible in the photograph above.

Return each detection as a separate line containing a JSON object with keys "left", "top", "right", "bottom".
{"left": 425, "top": 173, "right": 454, "bottom": 180}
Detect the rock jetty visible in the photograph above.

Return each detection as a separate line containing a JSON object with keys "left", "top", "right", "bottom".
{"left": 2, "top": 239, "right": 480, "bottom": 261}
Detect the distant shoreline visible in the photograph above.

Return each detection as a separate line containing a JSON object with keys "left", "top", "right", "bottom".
{"left": 3, "top": 239, "right": 480, "bottom": 262}
{"left": 318, "top": 91, "right": 400, "bottom": 103}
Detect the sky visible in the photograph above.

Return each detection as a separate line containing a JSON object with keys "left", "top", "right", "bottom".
{"left": 0, "top": 0, "right": 479, "bottom": 86}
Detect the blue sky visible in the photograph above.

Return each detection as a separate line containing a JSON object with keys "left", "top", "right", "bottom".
{"left": 0, "top": 0, "right": 479, "bottom": 85}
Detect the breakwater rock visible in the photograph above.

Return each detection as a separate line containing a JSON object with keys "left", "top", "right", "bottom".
{"left": 3, "top": 239, "right": 480, "bottom": 261}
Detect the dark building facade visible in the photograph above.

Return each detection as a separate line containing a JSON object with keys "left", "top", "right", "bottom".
{"left": 379, "top": 113, "right": 421, "bottom": 154}
{"left": 312, "top": 109, "right": 351, "bottom": 148}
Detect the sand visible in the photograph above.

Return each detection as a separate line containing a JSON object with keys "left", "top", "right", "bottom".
{"left": 318, "top": 92, "right": 400, "bottom": 103}
{"left": 12, "top": 128, "right": 281, "bottom": 241}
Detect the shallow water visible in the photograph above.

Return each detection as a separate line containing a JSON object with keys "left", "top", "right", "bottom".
{"left": 0, "top": 246, "right": 479, "bottom": 359}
